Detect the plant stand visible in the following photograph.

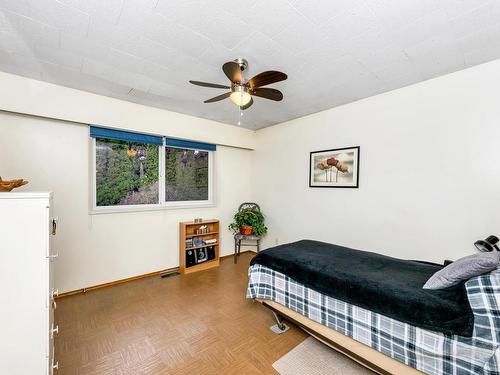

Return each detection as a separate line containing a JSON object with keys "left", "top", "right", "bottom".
{"left": 234, "top": 233, "right": 261, "bottom": 264}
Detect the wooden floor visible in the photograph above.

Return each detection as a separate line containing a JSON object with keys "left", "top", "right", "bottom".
{"left": 55, "top": 252, "right": 308, "bottom": 374}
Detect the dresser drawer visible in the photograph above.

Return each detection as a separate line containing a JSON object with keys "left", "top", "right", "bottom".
{"left": 47, "top": 322, "right": 59, "bottom": 375}
{"left": 46, "top": 255, "right": 57, "bottom": 308}
{"left": 47, "top": 306, "right": 58, "bottom": 351}
{"left": 45, "top": 293, "right": 58, "bottom": 374}
{"left": 45, "top": 284, "right": 58, "bottom": 358}
{"left": 50, "top": 345, "right": 58, "bottom": 375}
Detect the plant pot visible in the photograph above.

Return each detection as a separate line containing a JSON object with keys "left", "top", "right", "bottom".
{"left": 239, "top": 226, "right": 253, "bottom": 235}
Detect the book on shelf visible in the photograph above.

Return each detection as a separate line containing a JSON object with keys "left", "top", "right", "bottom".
{"left": 193, "top": 236, "right": 204, "bottom": 247}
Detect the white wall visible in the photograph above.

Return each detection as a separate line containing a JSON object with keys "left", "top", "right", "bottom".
{"left": 0, "top": 71, "right": 256, "bottom": 149}
{"left": 254, "top": 59, "right": 500, "bottom": 263}
{"left": 0, "top": 112, "right": 254, "bottom": 293}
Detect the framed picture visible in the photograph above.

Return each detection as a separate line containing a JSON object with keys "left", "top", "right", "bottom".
{"left": 309, "top": 146, "right": 360, "bottom": 188}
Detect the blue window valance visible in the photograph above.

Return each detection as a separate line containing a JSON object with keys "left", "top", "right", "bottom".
{"left": 90, "top": 126, "right": 163, "bottom": 146}
{"left": 90, "top": 125, "right": 216, "bottom": 151}
{"left": 166, "top": 138, "right": 216, "bottom": 151}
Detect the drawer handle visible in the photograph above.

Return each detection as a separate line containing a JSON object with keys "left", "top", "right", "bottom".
{"left": 52, "top": 361, "right": 59, "bottom": 371}
{"left": 51, "top": 324, "right": 59, "bottom": 338}
{"left": 50, "top": 289, "right": 59, "bottom": 309}
{"left": 47, "top": 253, "right": 59, "bottom": 259}
{"left": 51, "top": 218, "right": 58, "bottom": 236}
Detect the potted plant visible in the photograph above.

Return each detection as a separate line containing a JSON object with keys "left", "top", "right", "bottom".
{"left": 228, "top": 207, "right": 268, "bottom": 236}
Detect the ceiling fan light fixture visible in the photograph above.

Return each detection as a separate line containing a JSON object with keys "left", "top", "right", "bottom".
{"left": 230, "top": 85, "right": 251, "bottom": 106}
{"left": 189, "top": 58, "right": 287, "bottom": 111}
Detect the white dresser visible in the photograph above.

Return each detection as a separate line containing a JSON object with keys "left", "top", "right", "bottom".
{"left": 0, "top": 192, "right": 59, "bottom": 375}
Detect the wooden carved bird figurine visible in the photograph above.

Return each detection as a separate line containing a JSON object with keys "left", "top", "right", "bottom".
{"left": 0, "top": 176, "right": 29, "bottom": 192}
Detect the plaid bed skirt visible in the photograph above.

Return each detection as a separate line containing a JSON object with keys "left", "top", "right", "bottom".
{"left": 247, "top": 264, "right": 500, "bottom": 375}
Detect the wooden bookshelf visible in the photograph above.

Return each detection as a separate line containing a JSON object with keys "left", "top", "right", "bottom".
{"left": 179, "top": 219, "right": 220, "bottom": 274}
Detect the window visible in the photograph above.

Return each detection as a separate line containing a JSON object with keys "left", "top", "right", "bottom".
{"left": 165, "top": 147, "right": 210, "bottom": 202}
{"left": 90, "top": 126, "right": 215, "bottom": 212}
{"left": 95, "top": 138, "right": 159, "bottom": 206}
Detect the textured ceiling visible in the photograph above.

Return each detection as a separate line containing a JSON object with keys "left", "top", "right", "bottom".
{"left": 0, "top": 1, "right": 500, "bottom": 129}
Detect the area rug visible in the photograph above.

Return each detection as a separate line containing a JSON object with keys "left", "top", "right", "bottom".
{"left": 273, "top": 337, "right": 374, "bottom": 375}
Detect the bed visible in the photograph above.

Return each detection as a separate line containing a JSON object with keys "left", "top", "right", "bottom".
{"left": 246, "top": 240, "right": 500, "bottom": 375}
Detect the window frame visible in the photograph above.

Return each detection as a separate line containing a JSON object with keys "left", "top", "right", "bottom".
{"left": 89, "top": 137, "right": 215, "bottom": 214}
{"left": 163, "top": 143, "right": 215, "bottom": 210}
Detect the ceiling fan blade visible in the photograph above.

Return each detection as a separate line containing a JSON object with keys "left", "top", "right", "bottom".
{"left": 240, "top": 96, "right": 253, "bottom": 110}
{"left": 204, "top": 92, "right": 231, "bottom": 103}
{"left": 189, "top": 80, "right": 230, "bottom": 89}
{"left": 247, "top": 71, "right": 287, "bottom": 89}
{"left": 222, "top": 61, "right": 243, "bottom": 84}
{"left": 250, "top": 87, "right": 283, "bottom": 101}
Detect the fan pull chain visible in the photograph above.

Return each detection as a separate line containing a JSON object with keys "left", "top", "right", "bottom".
{"left": 238, "top": 72, "right": 243, "bottom": 125}
{"left": 240, "top": 88, "right": 244, "bottom": 123}
{"left": 238, "top": 68, "right": 245, "bottom": 126}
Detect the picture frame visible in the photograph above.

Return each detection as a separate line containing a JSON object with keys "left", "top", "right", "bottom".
{"left": 309, "top": 146, "right": 360, "bottom": 188}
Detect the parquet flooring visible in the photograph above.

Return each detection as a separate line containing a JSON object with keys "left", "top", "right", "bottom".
{"left": 55, "top": 252, "right": 308, "bottom": 374}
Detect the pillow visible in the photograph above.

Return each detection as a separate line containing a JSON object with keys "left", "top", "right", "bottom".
{"left": 423, "top": 252, "right": 500, "bottom": 290}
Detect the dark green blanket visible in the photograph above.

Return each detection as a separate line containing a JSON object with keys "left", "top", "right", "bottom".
{"left": 250, "top": 240, "right": 474, "bottom": 336}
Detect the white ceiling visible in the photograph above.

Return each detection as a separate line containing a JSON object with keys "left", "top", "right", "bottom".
{"left": 1, "top": 1, "right": 500, "bottom": 129}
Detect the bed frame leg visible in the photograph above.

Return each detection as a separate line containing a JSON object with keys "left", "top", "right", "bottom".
{"left": 270, "top": 311, "right": 289, "bottom": 334}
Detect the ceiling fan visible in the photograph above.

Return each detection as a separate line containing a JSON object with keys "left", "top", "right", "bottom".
{"left": 189, "top": 58, "right": 287, "bottom": 110}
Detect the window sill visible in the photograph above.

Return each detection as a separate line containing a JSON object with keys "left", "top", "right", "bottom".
{"left": 89, "top": 202, "right": 216, "bottom": 215}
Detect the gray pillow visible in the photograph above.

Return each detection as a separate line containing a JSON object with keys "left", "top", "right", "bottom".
{"left": 423, "top": 252, "right": 500, "bottom": 289}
